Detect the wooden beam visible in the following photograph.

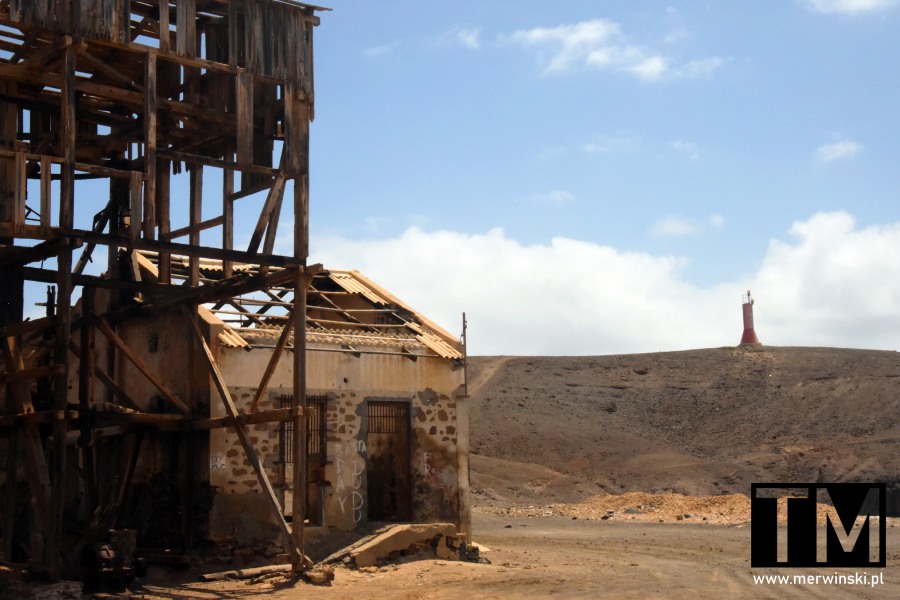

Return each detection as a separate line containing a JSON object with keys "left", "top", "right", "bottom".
{"left": 160, "top": 215, "right": 224, "bottom": 241}
{"left": 291, "top": 270, "right": 309, "bottom": 572}
{"left": 69, "top": 339, "right": 143, "bottom": 412}
{"left": 144, "top": 52, "right": 158, "bottom": 239}
{"left": 248, "top": 308, "right": 296, "bottom": 414}
{"left": 129, "top": 171, "right": 143, "bottom": 244}
{"left": 182, "top": 306, "right": 312, "bottom": 569}
{"left": 246, "top": 172, "right": 286, "bottom": 255}
{"left": 236, "top": 71, "right": 253, "bottom": 167}
{"left": 156, "top": 149, "right": 280, "bottom": 178}
{"left": 93, "top": 317, "right": 191, "bottom": 415}
{"left": 0, "top": 336, "right": 51, "bottom": 564}
{"left": 0, "top": 237, "right": 81, "bottom": 267}
{"left": 39, "top": 155, "right": 51, "bottom": 232}
{"left": 189, "top": 164, "right": 202, "bottom": 285}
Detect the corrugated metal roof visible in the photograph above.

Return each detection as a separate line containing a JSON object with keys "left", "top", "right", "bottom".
{"left": 327, "top": 272, "right": 387, "bottom": 305}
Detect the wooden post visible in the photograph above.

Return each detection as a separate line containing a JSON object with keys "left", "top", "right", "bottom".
{"left": 47, "top": 39, "right": 78, "bottom": 579}
{"left": 144, "top": 52, "right": 157, "bottom": 239}
{"left": 77, "top": 288, "right": 97, "bottom": 510}
{"left": 248, "top": 308, "right": 295, "bottom": 414}
{"left": 291, "top": 270, "right": 308, "bottom": 572}
{"left": 158, "top": 0, "right": 170, "bottom": 53}
{"left": 189, "top": 164, "right": 202, "bottom": 286}
{"left": 223, "top": 152, "right": 234, "bottom": 278}
{"left": 39, "top": 155, "right": 51, "bottom": 233}
{"left": 157, "top": 162, "right": 171, "bottom": 283}
{"left": 182, "top": 306, "right": 312, "bottom": 568}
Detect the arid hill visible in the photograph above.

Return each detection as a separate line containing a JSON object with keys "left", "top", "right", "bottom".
{"left": 467, "top": 346, "right": 900, "bottom": 515}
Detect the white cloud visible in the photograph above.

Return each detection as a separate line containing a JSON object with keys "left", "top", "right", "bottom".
{"left": 501, "top": 19, "right": 723, "bottom": 81}
{"left": 670, "top": 139, "right": 700, "bottom": 160}
{"left": 651, "top": 213, "right": 722, "bottom": 237}
{"left": 309, "top": 212, "right": 900, "bottom": 355}
{"left": 815, "top": 140, "right": 863, "bottom": 163}
{"left": 440, "top": 27, "right": 481, "bottom": 50}
{"left": 581, "top": 133, "right": 641, "bottom": 154}
{"left": 363, "top": 43, "right": 396, "bottom": 58}
{"left": 803, "top": 0, "right": 897, "bottom": 14}
{"left": 651, "top": 215, "right": 699, "bottom": 237}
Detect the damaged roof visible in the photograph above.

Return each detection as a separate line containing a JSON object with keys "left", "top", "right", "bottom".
{"left": 136, "top": 252, "right": 464, "bottom": 360}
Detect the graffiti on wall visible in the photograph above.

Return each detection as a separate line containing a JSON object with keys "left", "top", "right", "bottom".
{"left": 334, "top": 441, "right": 366, "bottom": 523}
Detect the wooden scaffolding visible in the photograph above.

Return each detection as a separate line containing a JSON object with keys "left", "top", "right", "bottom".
{"left": 0, "top": 0, "right": 323, "bottom": 578}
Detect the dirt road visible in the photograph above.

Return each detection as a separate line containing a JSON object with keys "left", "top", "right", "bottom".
{"left": 125, "top": 511, "right": 897, "bottom": 600}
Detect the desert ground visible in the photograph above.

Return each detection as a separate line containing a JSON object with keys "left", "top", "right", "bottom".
{"left": 3, "top": 346, "right": 898, "bottom": 598}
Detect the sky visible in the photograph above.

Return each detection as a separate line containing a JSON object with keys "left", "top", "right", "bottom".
{"left": 283, "top": 0, "right": 900, "bottom": 356}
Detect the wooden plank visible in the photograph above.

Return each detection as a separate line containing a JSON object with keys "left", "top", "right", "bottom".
{"left": 129, "top": 171, "right": 143, "bottom": 243}
{"left": 236, "top": 71, "right": 253, "bottom": 167}
{"left": 161, "top": 215, "right": 223, "bottom": 241}
{"left": 246, "top": 172, "right": 286, "bottom": 255}
{"left": 156, "top": 148, "right": 280, "bottom": 178}
{"left": 39, "top": 155, "right": 51, "bottom": 232}
{"left": 67, "top": 338, "right": 145, "bottom": 412}
{"left": 0, "top": 363, "right": 64, "bottom": 384}
{"left": 94, "top": 317, "right": 191, "bottom": 415}
{"left": 291, "top": 270, "right": 309, "bottom": 571}
{"left": 77, "top": 49, "right": 144, "bottom": 92}
{"left": 176, "top": 0, "right": 197, "bottom": 58}
{"left": 248, "top": 308, "right": 295, "bottom": 414}
{"left": 158, "top": 0, "right": 170, "bottom": 53}
{"left": 157, "top": 161, "right": 171, "bottom": 283}
{"left": 223, "top": 158, "right": 234, "bottom": 278}
{"left": 0, "top": 236, "right": 79, "bottom": 267}
{"left": 189, "top": 164, "right": 202, "bottom": 285}
{"left": 0, "top": 336, "right": 50, "bottom": 564}
{"left": 227, "top": 0, "right": 238, "bottom": 67}
{"left": 144, "top": 52, "right": 158, "bottom": 239}
{"left": 182, "top": 306, "right": 312, "bottom": 569}
{"left": 13, "top": 151, "right": 25, "bottom": 232}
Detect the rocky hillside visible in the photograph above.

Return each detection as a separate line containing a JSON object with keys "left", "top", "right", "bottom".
{"left": 466, "top": 347, "right": 900, "bottom": 515}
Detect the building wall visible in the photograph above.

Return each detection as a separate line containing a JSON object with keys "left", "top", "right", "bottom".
{"left": 208, "top": 342, "right": 468, "bottom": 546}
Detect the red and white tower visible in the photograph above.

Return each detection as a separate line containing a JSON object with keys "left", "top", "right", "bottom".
{"left": 739, "top": 290, "right": 761, "bottom": 346}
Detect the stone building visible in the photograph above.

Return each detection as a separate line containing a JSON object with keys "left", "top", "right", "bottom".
{"left": 203, "top": 267, "right": 470, "bottom": 547}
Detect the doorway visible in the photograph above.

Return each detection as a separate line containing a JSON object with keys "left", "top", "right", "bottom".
{"left": 366, "top": 401, "right": 411, "bottom": 521}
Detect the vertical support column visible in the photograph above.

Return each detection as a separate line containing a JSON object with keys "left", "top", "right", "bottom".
{"left": 223, "top": 158, "right": 234, "bottom": 278}
{"left": 236, "top": 72, "right": 253, "bottom": 167}
{"left": 158, "top": 0, "right": 170, "bottom": 53}
{"left": 157, "top": 162, "right": 170, "bottom": 283}
{"left": 48, "top": 39, "right": 78, "bottom": 579}
{"left": 291, "top": 269, "right": 307, "bottom": 572}
{"left": 40, "top": 156, "right": 51, "bottom": 233}
{"left": 189, "top": 164, "right": 202, "bottom": 286}
{"left": 290, "top": 90, "right": 311, "bottom": 572}
{"left": 0, "top": 261, "right": 23, "bottom": 562}
{"left": 77, "top": 288, "right": 97, "bottom": 511}
{"left": 144, "top": 52, "right": 158, "bottom": 239}
{"left": 0, "top": 81, "right": 16, "bottom": 240}
{"left": 129, "top": 172, "right": 143, "bottom": 244}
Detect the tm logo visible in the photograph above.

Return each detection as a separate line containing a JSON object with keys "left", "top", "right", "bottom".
{"left": 751, "top": 483, "right": 886, "bottom": 568}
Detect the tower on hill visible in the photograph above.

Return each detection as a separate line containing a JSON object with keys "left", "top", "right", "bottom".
{"left": 740, "top": 290, "right": 761, "bottom": 346}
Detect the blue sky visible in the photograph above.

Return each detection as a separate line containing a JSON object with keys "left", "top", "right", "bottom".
{"left": 292, "top": 0, "right": 900, "bottom": 355}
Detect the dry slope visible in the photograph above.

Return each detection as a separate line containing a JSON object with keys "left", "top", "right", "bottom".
{"left": 467, "top": 346, "right": 900, "bottom": 514}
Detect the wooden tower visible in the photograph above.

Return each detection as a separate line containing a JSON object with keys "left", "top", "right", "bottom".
{"left": 0, "top": 0, "right": 323, "bottom": 578}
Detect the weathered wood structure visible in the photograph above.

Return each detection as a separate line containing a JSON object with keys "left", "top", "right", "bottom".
{"left": 0, "top": 0, "right": 323, "bottom": 578}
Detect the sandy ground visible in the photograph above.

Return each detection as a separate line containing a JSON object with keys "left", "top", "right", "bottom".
{"left": 84, "top": 510, "right": 894, "bottom": 600}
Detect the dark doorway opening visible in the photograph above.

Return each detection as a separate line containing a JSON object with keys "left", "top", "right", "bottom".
{"left": 366, "top": 401, "right": 411, "bottom": 522}
{"left": 278, "top": 394, "right": 327, "bottom": 525}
